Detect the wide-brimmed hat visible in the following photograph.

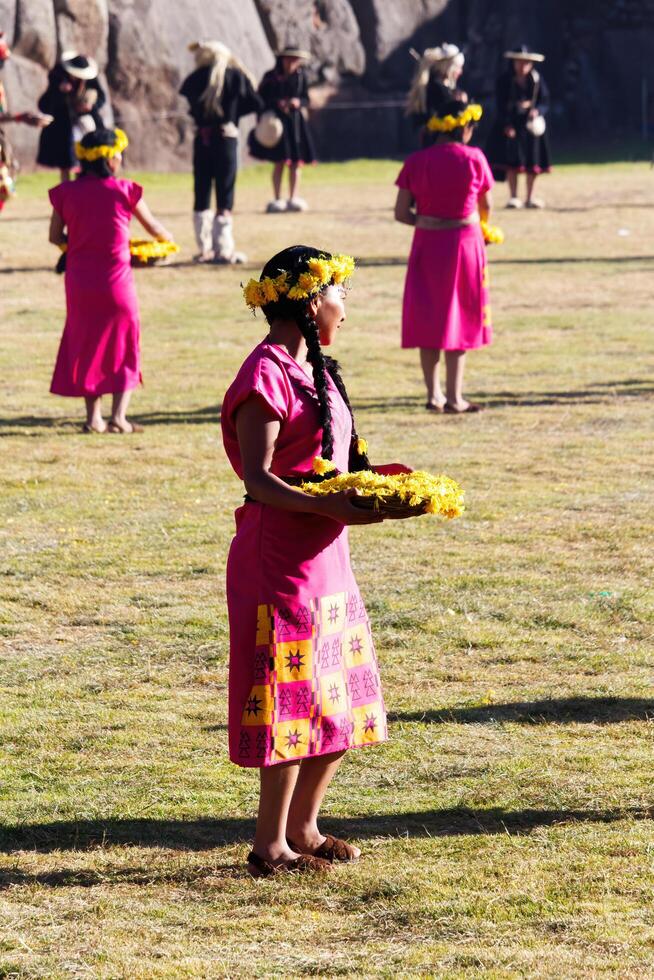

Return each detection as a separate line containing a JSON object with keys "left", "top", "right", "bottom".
{"left": 61, "top": 51, "right": 99, "bottom": 80}
{"left": 504, "top": 44, "right": 544, "bottom": 62}
{"left": 277, "top": 46, "right": 311, "bottom": 61}
{"left": 427, "top": 43, "right": 464, "bottom": 66}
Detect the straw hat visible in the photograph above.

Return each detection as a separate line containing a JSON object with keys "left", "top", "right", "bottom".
{"left": 277, "top": 45, "right": 311, "bottom": 61}
{"left": 61, "top": 51, "right": 99, "bottom": 80}
{"left": 504, "top": 44, "right": 545, "bottom": 62}
{"left": 254, "top": 110, "right": 284, "bottom": 148}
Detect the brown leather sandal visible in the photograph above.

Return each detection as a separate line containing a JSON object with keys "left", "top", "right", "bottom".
{"left": 246, "top": 850, "right": 333, "bottom": 878}
{"left": 287, "top": 834, "right": 360, "bottom": 864}
{"left": 443, "top": 402, "right": 483, "bottom": 414}
{"left": 425, "top": 402, "right": 445, "bottom": 413}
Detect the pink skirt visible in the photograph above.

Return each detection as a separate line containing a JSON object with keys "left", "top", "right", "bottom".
{"left": 401, "top": 224, "right": 492, "bottom": 350}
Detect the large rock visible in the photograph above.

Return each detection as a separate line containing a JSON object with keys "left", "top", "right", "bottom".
{"left": 349, "top": 0, "right": 450, "bottom": 82}
{"left": 254, "top": 0, "right": 365, "bottom": 81}
{"left": 13, "top": 0, "right": 56, "bottom": 68}
{"left": 0, "top": 0, "right": 17, "bottom": 42}
{"left": 106, "top": 0, "right": 274, "bottom": 169}
{"left": 54, "top": 0, "right": 108, "bottom": 67}
{"left": 1, "top": 52, "right": 47, "bottom": 166}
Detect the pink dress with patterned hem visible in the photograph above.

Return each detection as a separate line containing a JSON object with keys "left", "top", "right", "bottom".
{"left": 221, "top": 342, "right": 387, "bottom": 768}
{"left": 49, "top": 175, "right": 143, "bottom": 397}
{"left": 396, "top": 142, "right": 494, "bottom": 351}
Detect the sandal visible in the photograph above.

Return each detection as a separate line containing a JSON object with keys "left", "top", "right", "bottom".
{"left": 246, "top": 850, "right": 333, "bottom": 878}
{"left": 425, "top": 402, "right": 444, "bottom": 413}
{"left": 82, "top": 423, "right": 106, "bottom": 434}
{"left": 443, "top": 402, "right": 483, "bottom": 414}
{"left": 287, "top": 834, "right": 360, "bottom": 864}
{"left": 107, "top": 419, "right": 144, "bottom": 434}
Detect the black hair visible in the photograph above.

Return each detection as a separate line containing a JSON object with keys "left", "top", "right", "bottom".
{"left": 77, "top": 128, "right": 120, "bottom": 179}
{"left": 436, "top": 98, "right": 476, "bottom": 143}
{"left": 259, "top": 244, "right": 370, "bottom": 473}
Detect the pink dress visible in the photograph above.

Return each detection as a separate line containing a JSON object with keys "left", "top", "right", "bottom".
{"left": 222, "top": 342, "right": 387, "bottom": 768}
{"left": 49, "top": 175, "right": 143, "bottom": 397}
{"left": 396, "top": 142, "right": 494, "bottom": 350}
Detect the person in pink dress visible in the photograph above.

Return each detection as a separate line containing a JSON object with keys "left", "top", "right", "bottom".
{"left": 47, "top": 127, "right": 173, "bottom": 433}
{"left": 222, "top": 245, "right": 389, "bottom": 877}
{"left": 395, "top": 99, "right": 494, "bottom": 414}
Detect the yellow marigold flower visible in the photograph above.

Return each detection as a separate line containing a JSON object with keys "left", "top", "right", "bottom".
{"left": 274, "top": 272, "right": 290, "bottom": 294}
{"left": 297, "top": 271, "right": 318, "bottom": 293}
{"left": 307, "top": 257, "right": 331, "bottom": 284}
{"left": 300, "top": 468, "right": 464, "bottom": 519}
{"left": 287, "top": 284, "right": 309, "bottom": 301}
{"left": 312, "top": 456, "right": 337, "bottom": 475}
{"left": 355, "top": 437, "right": 368, "bottom": 455}
{"left": 480, "top": 220, "right": 505, "bottom": 245}
{"left": 261, "top": 277, "right": 280, "bottom": 303}
{"left": 330, "top": 254, "right": 356, "bottom": 284}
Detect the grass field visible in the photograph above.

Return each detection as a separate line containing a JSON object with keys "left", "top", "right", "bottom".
{"left": 1, "top": 158, "right": 653, "bottom": 978}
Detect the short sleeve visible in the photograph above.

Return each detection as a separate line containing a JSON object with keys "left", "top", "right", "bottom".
{"left": 395, "top": 157, "right": 414, "bottom": 191}
{"left": 48, "top": 183, "right": 66, "bottom": 216}
{"left": 475, "top": 149, "right": 494, "bottom": 194}
{"left": 125, "top": 180, "right": 143, "bottom": 212}
{"left": 225, "top": 354, "right": 291, "bottom": 427}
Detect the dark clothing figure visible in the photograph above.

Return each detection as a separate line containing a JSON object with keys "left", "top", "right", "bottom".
{"left": 486, "top": 68, "right": 551, "bottom": 181}
{"left": 180, "top": 65, "right": 260, "bottom": 213}
{"left": 37, "top": 65, "right": 106, "bottom": 170}
{"left": 248, "top": 67, "right": 316, "bottom": 164}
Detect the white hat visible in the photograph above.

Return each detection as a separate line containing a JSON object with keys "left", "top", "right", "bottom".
{"left": 427, "top": 43, "right": 464, "bottom": 68}
{"left": 61, "top": 52, "right": 99, "bottom": 80}
{"left": 254, "top": 110, "right": 284, "bottom": 149}
{"left": 504, "top": 44, "right": 545, "bottom": 62}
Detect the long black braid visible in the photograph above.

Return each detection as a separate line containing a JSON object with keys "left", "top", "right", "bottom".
{"left": 259, "top": 244, "right": 370, "bottom": 473}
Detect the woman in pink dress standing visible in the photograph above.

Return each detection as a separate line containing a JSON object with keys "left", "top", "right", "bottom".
{"left": 222, "top": 245, "right": 389, "bottom": 876}
{"left": 48, "top": 128, "right": 173, "bottom": 433}
{"left": 394, "top": 100, "right": 494, "bottom": 414}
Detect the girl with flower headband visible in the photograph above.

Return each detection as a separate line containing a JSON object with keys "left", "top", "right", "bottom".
{"left": 48, "top": 128, "right": 173, "bottom": 433}
{"left": 222, "top": 245, "right": 392, "bottom": 876}
{"left": 395, "top": 99, "right": 493, "bottom": 413}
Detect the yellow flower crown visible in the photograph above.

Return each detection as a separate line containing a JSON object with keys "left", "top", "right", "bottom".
{"left": 426, "top": 103, "right": 483, "bottom": 133}
{"left": 243, "top": 254, "right": 356, "bottom": 311}
{"left": 75, "top": 128, "right": 129, "bottom": 162}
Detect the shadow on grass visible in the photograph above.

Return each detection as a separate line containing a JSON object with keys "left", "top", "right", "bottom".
{"left": 1, "top": 805, "right": 651, "bottom": 861}
{"left": 0, "top": 405, "right": 222, "bottom": 435}
{"left": 357, "top": 254, "right": 654, "bottom": 269}
{"left": 389, "top": 696, "right": 654, "bottom": 726}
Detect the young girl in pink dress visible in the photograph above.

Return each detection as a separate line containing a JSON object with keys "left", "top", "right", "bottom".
{"left": 395, "top": 100, "right": 494, "bottom": 414}
{"left": 48, "top": 128, "right": 173, "bottom": 433}
{"left": 222, "top": 245, "right": 388, "bottom": 876}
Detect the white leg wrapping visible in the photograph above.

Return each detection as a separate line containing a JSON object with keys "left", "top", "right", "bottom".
{"left": 193, "top": 210, "right": 214, "bottom": 257}
{"left": 213, "top": 214, "right": 235, "bottom": 261}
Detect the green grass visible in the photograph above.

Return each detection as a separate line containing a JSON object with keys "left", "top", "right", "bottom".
{"left": 1, "top": 159, "right": 653, "bottom": 978}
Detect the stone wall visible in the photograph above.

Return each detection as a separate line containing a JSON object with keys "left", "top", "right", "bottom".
{"left": 2, "top": 0, "right": 653, "bottom": 170}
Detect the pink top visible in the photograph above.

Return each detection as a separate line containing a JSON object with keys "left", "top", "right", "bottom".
{"left": 396, "top": 143, "right": 494, "bottom": 220}
{"left": 222, "top": 342, "right": 351, "bottom": 479}
{"left": 49, "top": 175, "right": 143, "bottom": 266}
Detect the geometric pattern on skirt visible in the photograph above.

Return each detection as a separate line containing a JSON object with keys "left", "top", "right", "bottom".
{"left": 238, "top": 589, "right": 387, "bottom": 766}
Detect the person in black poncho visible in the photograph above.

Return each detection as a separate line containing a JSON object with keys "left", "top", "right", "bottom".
{"left": 248, "top": 47, "right": 316, "bottom": 213}
{"left": 486, "top": 44, "right": 552, "bottom": 209}
{"left": 180, "top": 41, "right": 261, "bottom": 263}
{"left": 37, "top": 52, "right": 107, "bottom": 182}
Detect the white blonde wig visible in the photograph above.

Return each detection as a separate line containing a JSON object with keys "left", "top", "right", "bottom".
{"left": 189, "top": 40, "right": 257, "bottom": 118}
{"left": 406, "top": 44, "right": 465, "bottom": 115}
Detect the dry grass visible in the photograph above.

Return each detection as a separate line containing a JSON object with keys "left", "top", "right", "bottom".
{"left": 1, "top": 158, "right": 653, "bottom": 978}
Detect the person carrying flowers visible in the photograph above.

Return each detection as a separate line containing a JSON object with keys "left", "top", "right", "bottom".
{"left": 47, "top": 128, "right": 173, "bottom": 433}
{"left": 221, "top": 245, "right": 389, "bottom": 876}
{"left": 394, "top": 99, "right": 494, "bottom": 414}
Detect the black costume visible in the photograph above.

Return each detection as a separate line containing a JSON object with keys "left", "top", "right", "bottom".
{"left": 37, "top": 65, "right": 106, "bottom": 169}
{"left": 180, "top": 65, "right": 260, "bottom": 212}
{"left": 485, "top": 67, "right": 551, "bottom": 181}
{"left": 248, "top": 65, "right": 316, "bottom": 164}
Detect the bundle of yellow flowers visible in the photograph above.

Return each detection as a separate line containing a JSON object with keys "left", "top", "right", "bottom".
{"left": 426, "top": 103, "right": 483, "bottom": 133}
{"left": 129, "top": 239, "right": 180, "bottom": 266}
{"left": 300, "top": 466, "right": 465, "bottom": 520}
{"left": 480, "top": 220, "right": 504, "bottom": 245}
